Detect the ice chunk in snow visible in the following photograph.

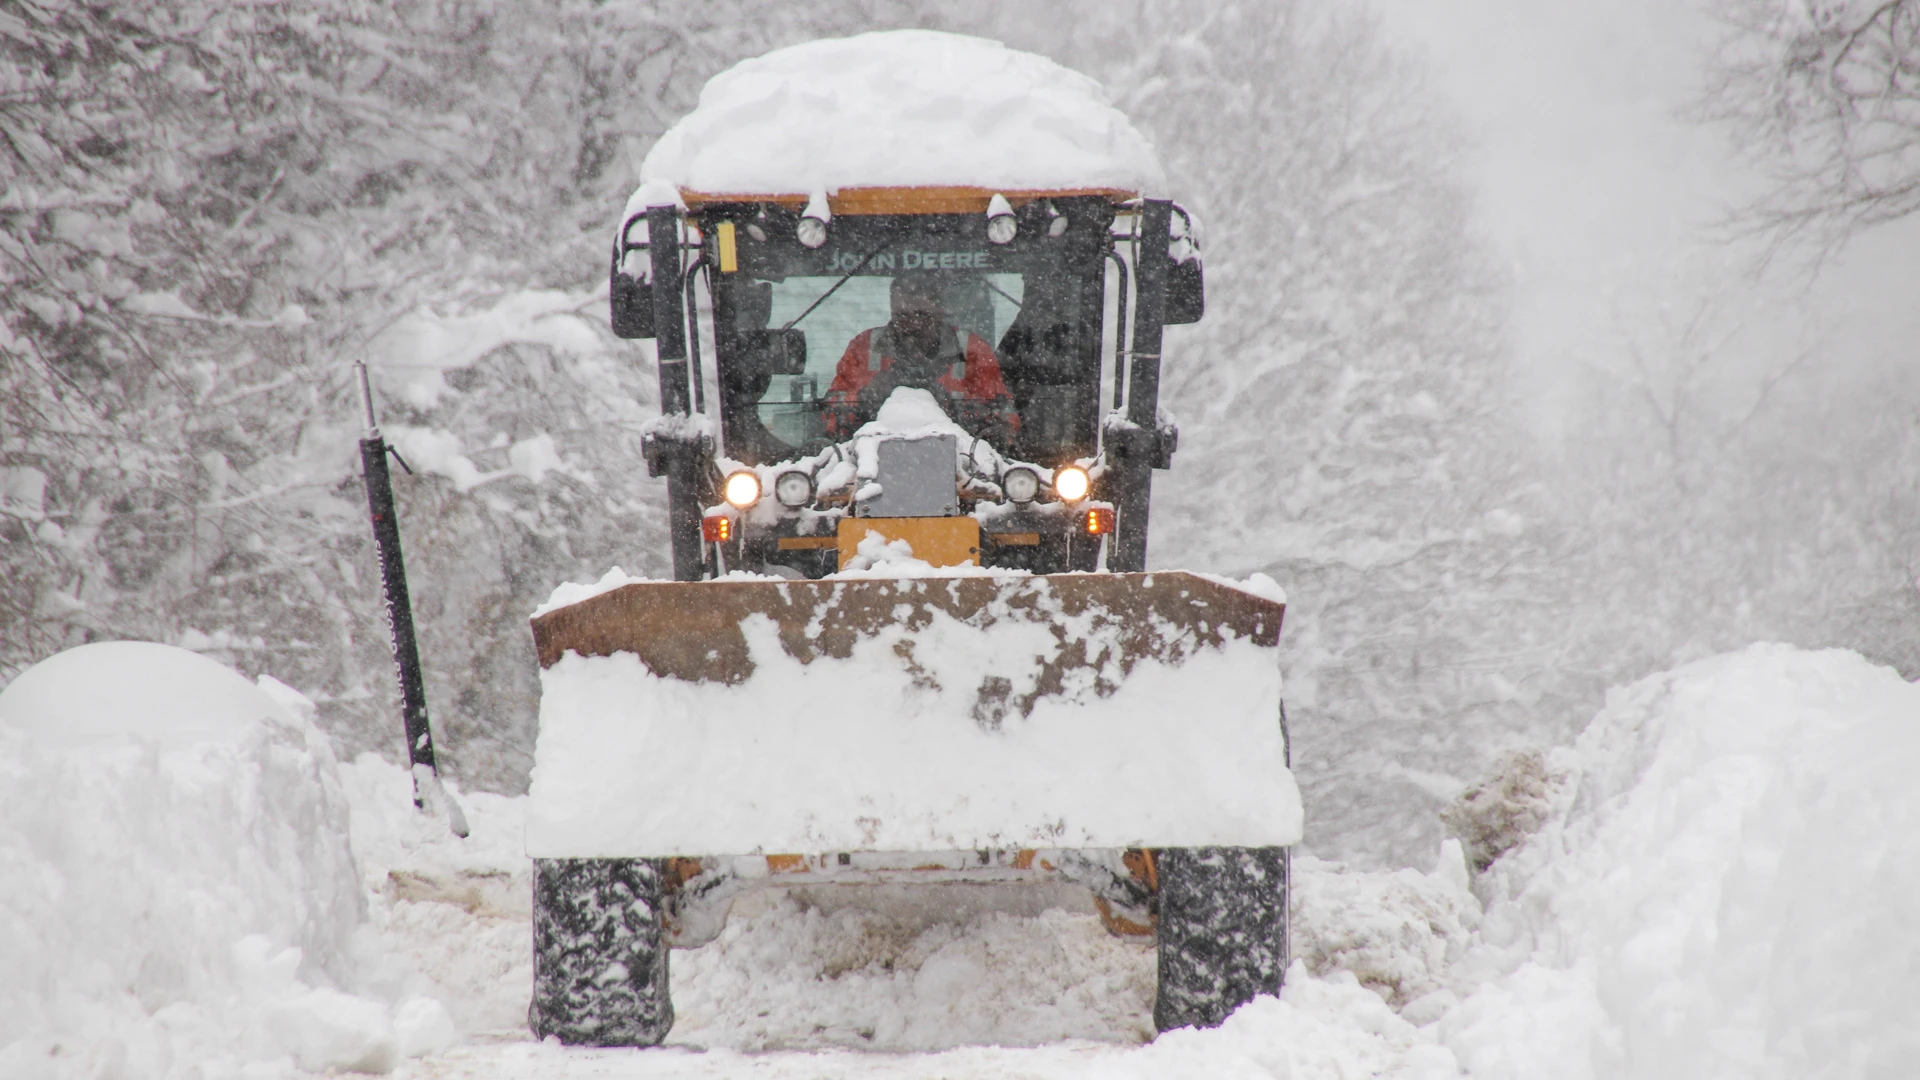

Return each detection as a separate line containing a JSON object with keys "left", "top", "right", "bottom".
{"left": 393, "top": 996, "right": 459, "bottom": 1058}
{"left": 1440, "top": 746, "right": 1574, "bottom": 874}
{"left": 264, "top": 987, "right": 397, "bottom": 1073}
{"left": 639, "top": 30, "right": 1165, "bottom": 197}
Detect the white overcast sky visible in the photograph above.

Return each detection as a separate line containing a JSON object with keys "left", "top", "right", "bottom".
{"left": 1374, "top": 0, "right": 1920, "bottom": 436}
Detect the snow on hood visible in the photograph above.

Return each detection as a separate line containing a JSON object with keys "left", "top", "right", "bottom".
{"left": 639, "top": 30, "right": 1165, "bottom": 198}
{"left": 858, "top": 385, "right": 973, "bottom": 439}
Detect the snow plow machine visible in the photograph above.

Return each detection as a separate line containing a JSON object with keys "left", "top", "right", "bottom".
{"left": 525, "top": 32, "right": 1300, "bottom": 1047}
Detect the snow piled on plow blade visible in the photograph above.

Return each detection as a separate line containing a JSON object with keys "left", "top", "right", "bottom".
{"left": 525, "top": 572, "right": 1299, "bottom": 857}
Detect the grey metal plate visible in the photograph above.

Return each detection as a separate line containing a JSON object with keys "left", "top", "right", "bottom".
{"left": 859, "top": 434, "right": 957, "bottom": 518}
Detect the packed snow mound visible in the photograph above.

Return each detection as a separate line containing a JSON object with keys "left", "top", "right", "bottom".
{"left": 1440, "top": 644, "right": 1920, "bottom": 1078}
{"left": 638, "top": 30, "right": 1165, "bottom": 198}
{"left": 0, "top": 643, "right": 413, "bottom": 1077}
{"left": 0, "top": 639, "right": 291, "bottom": 747}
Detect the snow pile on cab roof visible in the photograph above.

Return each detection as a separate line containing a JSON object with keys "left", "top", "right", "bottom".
{"left": 1439, "top": 644, "right": 1920, "bottom": 1078}
{"left": 640, "top": 30, "right": 1165, "bottom": 197}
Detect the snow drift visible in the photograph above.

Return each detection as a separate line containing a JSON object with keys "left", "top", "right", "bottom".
{"left": 0, "top": 642, "right": 438, "bottom": 1078}
{"left": 1441, "top": 644, "right": 1920, "bottom": 1078}
{"left": 638, "top": 29, "right": 1165, "bottom": 198}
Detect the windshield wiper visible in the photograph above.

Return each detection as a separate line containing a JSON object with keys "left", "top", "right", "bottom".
{"left": 984, "top": 277, "right": 1023, "bottom": 311}
{"left": 781, "top": 240, "right": 891, "bottom": 331}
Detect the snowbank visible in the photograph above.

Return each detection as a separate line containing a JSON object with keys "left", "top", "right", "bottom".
{"left": 0, "top": 643, "right": 430, "bottom": 1077}
{"left": 638, "top": 30, "right": 1164, "bottom": 198}
{"left": 1440, "top": 644, "right": 1920, "bottom": 1078}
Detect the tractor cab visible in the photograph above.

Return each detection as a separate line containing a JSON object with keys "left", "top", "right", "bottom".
{"left": 612, "top": 186, "right": 1201, "bottom": 580}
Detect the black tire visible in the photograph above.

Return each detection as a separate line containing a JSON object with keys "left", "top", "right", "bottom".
{"left": 1153, "top": 845, "right": 1290, "bottom": 1032}
{"left": 529, "top": 858, "right": 674, "bottom": 1046}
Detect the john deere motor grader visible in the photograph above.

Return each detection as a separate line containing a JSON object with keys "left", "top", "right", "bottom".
{"left": 524, "top": 36, "right": 1299, "bottom": 1048}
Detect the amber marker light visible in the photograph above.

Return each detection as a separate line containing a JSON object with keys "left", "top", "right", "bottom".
{"left": 702, "top": 515, "right": 733, "bottom": 542}
{"left": 1053, "top": 464, "right": 1091, "bottom": 503}
{"left": 723, "top": 470, "right": 761, "bottom": 508}
{"left": 1084, "top": 507, "right": 1115, "bottom": 536}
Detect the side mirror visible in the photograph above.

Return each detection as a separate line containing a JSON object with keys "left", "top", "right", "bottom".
{"left": 611, "top": 271, "right": 654, "bottom": 339}
{"left": 1164, "top": 258, "right": 1204, "bottom": 325}
{"left": 748, "top": 328, "right": 808, "bottom": 374}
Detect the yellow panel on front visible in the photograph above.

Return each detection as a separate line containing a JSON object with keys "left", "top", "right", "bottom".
{"left": 837, "top": 517, "right": 980, "bottom": 569}
{"left": 716, "top": 221, "right": 737, "bottom": 272}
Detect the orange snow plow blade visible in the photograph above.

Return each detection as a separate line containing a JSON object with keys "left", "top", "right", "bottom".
{"left": 524, "top": 570, "right": 1296, "bottom": 858}
{"left": 530, "top": 571, "right": 1282, "bottom": 686}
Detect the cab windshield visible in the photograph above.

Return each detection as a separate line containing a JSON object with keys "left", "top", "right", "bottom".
{"left": 703, "top": 204, "right": 1115, "bottom": 467}
{"left": 755, "top": 272, "right": 1022, "bottom": 447}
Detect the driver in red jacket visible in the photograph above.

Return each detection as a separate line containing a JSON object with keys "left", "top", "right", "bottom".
{"left": 823, "top": 273, "right": 1017, "bottom": 442}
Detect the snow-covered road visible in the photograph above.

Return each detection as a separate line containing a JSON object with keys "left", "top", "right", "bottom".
{"left": 347, "top": 755, "right": 1461, "bottom": 1078}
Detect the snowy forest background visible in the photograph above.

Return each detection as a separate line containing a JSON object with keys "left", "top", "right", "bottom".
{"left": 5, "top": 0, "right": 1917, "bottom": 869}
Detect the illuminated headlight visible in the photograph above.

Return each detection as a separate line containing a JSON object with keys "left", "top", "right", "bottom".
{"left": 796, "top": 215, "right": 828, "bottom": 249}
{"left": 1052, "top": 465, "right": 1090, "bottom": 503}
{"left": 723, "top": 470, "right": 762, "bottom": 508}
{"left": 986, "top": 212, "right": 1017, "bottom": 245}
{"left": 1001, "top": 467, "right": 1039, "bottom": 504}
{"left": 773, "top": 470, "right": 813, "bottom": 508}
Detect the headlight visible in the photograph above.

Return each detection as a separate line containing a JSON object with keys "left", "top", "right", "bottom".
{"left": 723, "top": 470, "right": 761, "bottom": 508}
{"left": 1052, "top": 465, "right": 1090, "bottom": 503}
{"left": 986, "top": 193, "right": 1016, "bottom": 245}
{"left": 1001, "top": 467, "right": 1039, "bottom": 504}
{"left": 796, "top": 215, "right": 828, "bottom": 249}
{"left": 774, "top": 470, "right": 813, "bottom": 508}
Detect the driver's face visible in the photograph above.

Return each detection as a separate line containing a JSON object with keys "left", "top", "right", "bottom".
{"left": 890, "top": 291, "right": 942, "bottom": 336}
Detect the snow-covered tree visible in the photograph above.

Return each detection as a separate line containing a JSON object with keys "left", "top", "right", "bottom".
{"left": 1704, "top": 0, "right": 1920, "bottom": 253}
{"left": 1, "top": 0, "right": 933, "bottom": 785}
{"left": 1688, "top": 0, "right": 1920, "bottom": 676}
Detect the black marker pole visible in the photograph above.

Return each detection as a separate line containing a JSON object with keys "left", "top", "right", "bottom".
{"left": 355, "top": 361, "right": 468, "bottom": 837}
